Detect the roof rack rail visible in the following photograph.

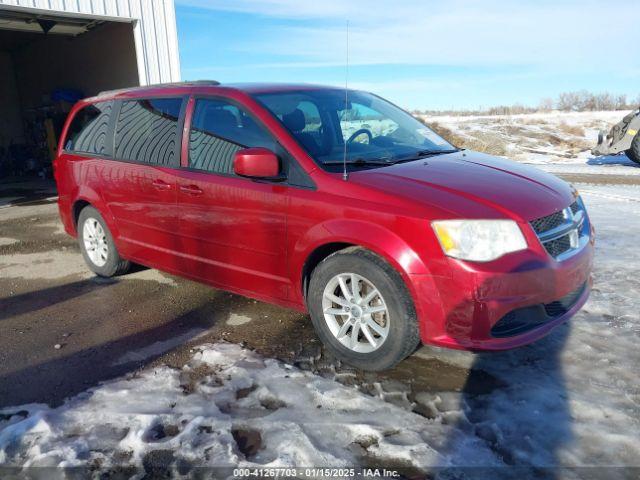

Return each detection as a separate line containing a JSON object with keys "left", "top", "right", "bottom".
{"left": 98, "top": 80, "right": 220, "bottom": 96}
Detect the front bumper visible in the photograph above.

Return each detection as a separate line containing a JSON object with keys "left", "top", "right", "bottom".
{"left": 411, "top": 232, "right": 594, "bottom": 351}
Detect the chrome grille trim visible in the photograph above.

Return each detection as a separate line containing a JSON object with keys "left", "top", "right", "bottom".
{"left": 530, "top": 200, "right": 588, "bottom": 261}
{"left": 537, "top": 209, "right": 584, "bottom": 243}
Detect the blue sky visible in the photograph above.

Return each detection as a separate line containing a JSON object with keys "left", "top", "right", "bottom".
{"left": 175, "top": 0, "right": 640, "bottom": 110}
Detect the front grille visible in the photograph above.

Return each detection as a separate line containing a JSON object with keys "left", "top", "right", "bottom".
{"left": 490, "top": 309, "right": 535, "bottom": 337}
{"left": 544, "top": 282, "right": 586, "bottom": 317}
{"left": 570, "top": 201, "right": 580, "bottom": 215}
{"left": 491, "top": 281, "right": 587, "bottom": 337}
{"left": 530, "top": 200, "right": 585, "bottom": 260}
{"left": 530, "top": 201, "right": 579, "bottom": 235}
{"left": 530, "top": 211, "right": 565, "bottom": 235}
{"left": 544, "top": 234, "right": 572, "bottom": 257}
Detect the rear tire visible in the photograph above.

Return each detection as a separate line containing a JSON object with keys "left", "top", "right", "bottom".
{"left": 625, "top": 132, "right": 640, "bottom": 164}
{"left": 77, "top": 206, "right": 130, "bottom": 277}
{"left": 308, "top": 247, "right": 420, "bottom": 371}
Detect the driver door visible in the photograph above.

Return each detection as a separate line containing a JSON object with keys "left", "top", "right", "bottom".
{"left": 174, "top": 96, "right": 290, "bottom": 300}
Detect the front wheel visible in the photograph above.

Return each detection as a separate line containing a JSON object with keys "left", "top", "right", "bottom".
{"left": 625, "top": 131, "right": 640, "bottom": 164}
{"left": 77, "top": 206, "right": 131, "bottom": 277}
{"left": 308, "top": 247, "right": 420, "bottom": 371}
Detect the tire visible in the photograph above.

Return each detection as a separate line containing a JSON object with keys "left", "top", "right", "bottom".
{"left": 77, "top": 206, "right": 130, "bottom": 277}
{"left": 625, "top": 131, "right": 640, "bottom": 164}
{"left": 307, "top": 247, "right": 420, "bottom": 371}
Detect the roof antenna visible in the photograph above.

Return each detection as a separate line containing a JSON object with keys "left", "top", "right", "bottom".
{"left": 342, "top": 20, "right": 350, "bottom": 181}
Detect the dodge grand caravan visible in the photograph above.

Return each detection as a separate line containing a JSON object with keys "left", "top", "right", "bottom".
{"left": 54, "top": 81, "right": 594, "bottom": 370}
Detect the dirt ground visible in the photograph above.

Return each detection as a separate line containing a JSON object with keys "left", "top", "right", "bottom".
{"left": 0, "top": 184, "right": 481, "bottom": 413}
{"left": 0, "top": 171, "right": 635, "bottom": 414}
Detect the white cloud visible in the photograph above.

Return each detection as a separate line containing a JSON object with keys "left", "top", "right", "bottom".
{"left": 177, "top": 0, "right": 640, "bottom": 72}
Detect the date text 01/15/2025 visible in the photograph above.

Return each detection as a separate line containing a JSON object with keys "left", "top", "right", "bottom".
{"left": 233, "top": 467, "right": 400, "bottom": 477}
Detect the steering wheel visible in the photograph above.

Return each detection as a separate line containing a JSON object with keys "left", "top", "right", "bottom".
{"left": 346, "top": 128, "right": 373, "bottom": 144}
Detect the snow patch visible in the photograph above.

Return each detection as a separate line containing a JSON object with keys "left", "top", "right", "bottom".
{"left": 0, "top": 343, "right": 499, "bottom": 472}
{"left": 111, "top": 329, "right": 208, "bottom": 366}
{"left": 0, "top": 237, "right": 19, "bottom": 246}
{"left": 226, "top": 313, "right": 252, "bottom": 326}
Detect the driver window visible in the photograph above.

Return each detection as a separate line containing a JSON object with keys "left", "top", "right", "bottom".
{"left": 278, "top": 100, "right": 328, "bottom": 156}
{"left": 297, "top": 101, "right": 322, "bottom": 137}
{"left": 189, "top": 98, "right": 276, "bottom": 175}
{"left": 339, "top": 102, "right": 399, "bottom": 144}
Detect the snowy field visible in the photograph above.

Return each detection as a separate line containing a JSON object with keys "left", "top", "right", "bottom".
{"left": 422, "top": 110, "right": 639, "bottom": 172}
{"left": 1, "top": 112, "right": 639, "bottom": 478}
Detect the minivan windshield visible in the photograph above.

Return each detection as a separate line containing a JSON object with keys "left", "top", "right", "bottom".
{"left": 253, "top": 89, "right": 456, "bottom": 171}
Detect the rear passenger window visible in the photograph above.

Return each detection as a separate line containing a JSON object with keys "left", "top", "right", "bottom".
{"left": 65, "top": 101, "right": 112, "bottom": 155}
{"left": 189, "top": 98, "right": 275, "bottom": 174}
{"left": 115, "top": 97, "right": 183, "bottom": 166}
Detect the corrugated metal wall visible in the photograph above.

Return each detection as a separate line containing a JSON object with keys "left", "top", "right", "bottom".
{"left": 0, "top": 0, "right": 181, "bottom": 85}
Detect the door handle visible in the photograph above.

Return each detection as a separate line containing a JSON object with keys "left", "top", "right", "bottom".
{"left": 152, "top": 179, "right": 172, "bottom": 191}
{"left": 179, "top": 184, "right": 203, "bottom": 195}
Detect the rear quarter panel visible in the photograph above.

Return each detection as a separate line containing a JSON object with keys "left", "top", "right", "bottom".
{"left": 55, "top": 154, "right": 122, "bottom": 242}
{"left": 54, "top": 99, "right": 120, "bottom": 242}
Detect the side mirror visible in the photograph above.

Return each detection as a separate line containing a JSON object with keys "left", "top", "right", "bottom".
{"left": 233, "top": 147, "right": 283, "bottom": 180}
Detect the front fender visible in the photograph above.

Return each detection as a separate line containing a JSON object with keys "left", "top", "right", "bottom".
{"left": 297, "top": 219, "right": 429, "bottom": 274}
{"left": 291, "top": 219, "right": 447, "bottom": 341}
{"left": 291, "top": 219, "right": 430, "bottom": 299}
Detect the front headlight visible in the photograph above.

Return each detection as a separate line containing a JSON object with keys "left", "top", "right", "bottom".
{"left": 431, "top": 220, "right": 527, "bottom": 262}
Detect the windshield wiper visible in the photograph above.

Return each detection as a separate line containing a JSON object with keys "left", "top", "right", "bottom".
{"left": 323, "top": 157, "right": 393, "bottom": 166}
{"left": 392, "top": 148, "right": 460, "bottom": 163}
{"left": 322, "top": 149, "right": 460, "bottom": 167}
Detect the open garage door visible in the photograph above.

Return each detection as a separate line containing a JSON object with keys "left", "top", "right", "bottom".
{"left": 0, "top": 6, "right": 139, "bottom": 189}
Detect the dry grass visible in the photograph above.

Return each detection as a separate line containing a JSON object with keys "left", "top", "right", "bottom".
{"left": 465, "top": 132, "right": 510, "bottom": 156}
{"left": 501, "top": 122, "right": 590, "bottom": 153}
{"left": 426, "top": 122, "right": 467, "bottom": 146}
{"left": 502, "top": 125, "right": 531, "bottom": 136}
{"left": 427, "top": 121, "right": 509, "bottom": 156}
{"left": 543, "top": 131, "right": 590, "bottom": 151}
{"left": 422, "top": 114, "right": 598, "bottom": 159}
{"left": 521, "top": 118, "right": 550, "bottom": 125}
{"left": 557, "top": 122, "right": 585, "bottom": 137}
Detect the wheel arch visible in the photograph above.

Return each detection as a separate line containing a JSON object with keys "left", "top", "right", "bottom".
{"left": 301, "top": 242, "right": 354, "bottom": 301}
{"left": 294, "top": 219, "right": 431, "bottom": 304}
{"left": 72, "top": 199, "right": 92, "bottom": 228}
{"left": 69, "top": 187, "right": 120, "bottom": 240}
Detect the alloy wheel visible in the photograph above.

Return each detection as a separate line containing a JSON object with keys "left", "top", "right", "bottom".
{"left": 321, "top": 272, "right": 390, "bottom": 353}
{"left": 82, "top": 217, "right": 108, "bottom": 267}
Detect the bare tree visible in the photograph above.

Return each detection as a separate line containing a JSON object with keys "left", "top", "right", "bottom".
{"left": 538, "top": 97, "right": 554, "bottom": 112}
{"left": 557, "top": 92, "right": 581, "bottom": 111}
{"left": 413, "top": 91, "right": 639, "bottom": 116}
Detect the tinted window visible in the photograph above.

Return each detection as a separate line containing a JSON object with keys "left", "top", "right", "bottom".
{"left": 189, "top": 98, "right": 275, "bottom": 174}
{"left": 115, "top": 98, "right": 183, "bottom": 166}
{"left": 65, "top": 101, "right": 112, "bottom": 154}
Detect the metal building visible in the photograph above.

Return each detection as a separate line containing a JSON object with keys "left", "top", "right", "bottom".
{"left": 0, "top": 0, "right": 181, "bottom": 179}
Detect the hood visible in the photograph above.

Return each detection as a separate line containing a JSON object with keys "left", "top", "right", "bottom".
{"left": 349, "top": 150, "right": 575, "bottom": 221}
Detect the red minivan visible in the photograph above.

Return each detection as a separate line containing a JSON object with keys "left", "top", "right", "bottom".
{"left": 54, "top": 81, "right": 594, "bottom": 370}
